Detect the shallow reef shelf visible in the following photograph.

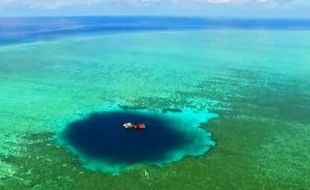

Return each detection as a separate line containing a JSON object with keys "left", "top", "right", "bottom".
{"left": 56, "top": 105, "right": 219, "bottom": 174}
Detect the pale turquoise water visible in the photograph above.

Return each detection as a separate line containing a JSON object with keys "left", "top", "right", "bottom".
{"left": 0, "top": 28, "right": 310, "bottom": 189}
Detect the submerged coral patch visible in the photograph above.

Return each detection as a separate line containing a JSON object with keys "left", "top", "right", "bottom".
{"left": 57, "top": 106, "right": 218, "bottom": 174}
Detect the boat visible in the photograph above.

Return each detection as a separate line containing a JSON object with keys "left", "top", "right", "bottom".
{"left": 123, "top": 122, "right": 146, "bottom": 129}
{"left": 135, "top": 123, "right": 146, "bottom": 129}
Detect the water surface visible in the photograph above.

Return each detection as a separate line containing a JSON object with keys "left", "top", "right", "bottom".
{"left": 0, "top": 17, "right": 309, "bottom": 189}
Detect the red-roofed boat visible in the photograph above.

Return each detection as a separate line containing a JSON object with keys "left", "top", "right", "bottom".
{"left": 123, "top": 123, "right": 146, "bottom": 129}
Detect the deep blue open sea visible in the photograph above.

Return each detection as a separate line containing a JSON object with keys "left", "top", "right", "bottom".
{"left": 1, "top": 17, "right": 310, "bottom": 44}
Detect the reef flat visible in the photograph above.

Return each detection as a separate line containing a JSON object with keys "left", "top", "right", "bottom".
{"left": 0, "top": 21, "right": 310, "bottom": 189}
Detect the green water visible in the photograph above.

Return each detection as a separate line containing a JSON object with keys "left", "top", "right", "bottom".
{"left": 0, "top": 30, "right": 310, "bottom": 189}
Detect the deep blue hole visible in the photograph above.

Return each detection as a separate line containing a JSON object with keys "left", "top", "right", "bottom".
{"left": 61, "top": 111, "right": 194, "bottom": 165}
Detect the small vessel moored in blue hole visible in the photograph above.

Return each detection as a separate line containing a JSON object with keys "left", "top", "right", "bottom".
{"left": 123, "top": 122, "right": 146, "bottom": 129}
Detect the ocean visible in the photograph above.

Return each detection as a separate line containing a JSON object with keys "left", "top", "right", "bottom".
{"left": 0, "top": 17, "right": 309, "bottom": 189}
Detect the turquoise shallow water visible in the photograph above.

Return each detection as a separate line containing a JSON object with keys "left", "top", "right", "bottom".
{"left": 0, "top": 21, "right": 310, "bottom": 188}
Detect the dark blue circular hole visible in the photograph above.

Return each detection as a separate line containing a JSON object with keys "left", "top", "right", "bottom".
{"left": 60, "top": 111, "right": 194, "bottom": 165}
